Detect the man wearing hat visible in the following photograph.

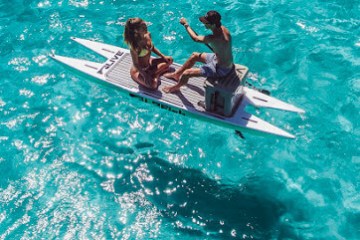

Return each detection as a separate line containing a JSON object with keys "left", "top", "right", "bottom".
{"left": 163, "top": 10, "right": 234, "bottom": 93}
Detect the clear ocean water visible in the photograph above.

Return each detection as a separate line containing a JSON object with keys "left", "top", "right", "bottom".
{"left": 0, "top": 0, "right": 359, "bottom": 239}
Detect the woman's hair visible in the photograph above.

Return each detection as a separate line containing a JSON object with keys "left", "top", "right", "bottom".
{"left": 124, "top": 18, "right": 147, "bottom": 53}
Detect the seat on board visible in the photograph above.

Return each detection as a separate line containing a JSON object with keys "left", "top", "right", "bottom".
{"left": 204, "top": 64, "right": 249, "bottom": 116}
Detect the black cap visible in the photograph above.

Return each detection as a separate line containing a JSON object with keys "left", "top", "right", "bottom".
{"left": 199, "top": 11, "right": 221, "bottom": 27}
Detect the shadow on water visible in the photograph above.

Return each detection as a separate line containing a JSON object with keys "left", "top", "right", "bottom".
{"left": 114, "top": 155, "right": 286, "bottom": 239}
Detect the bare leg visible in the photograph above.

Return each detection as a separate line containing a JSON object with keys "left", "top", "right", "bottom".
{"left": 149, "top": 58, "right": 173, "bottom": 88}
{"left": 150, "top": 58, "right": 172, "bottom": 77}
{"left": 129, "top": 56, "right": 173, "bottom": 90}
{"left": 163, "top": 52, "right": 206, "bottom": 81}
{"left": 130, "top": 67, "right": 157, "bottom": 90}
{"left": 163, "top": 68, "right": 202, "bottom": 93}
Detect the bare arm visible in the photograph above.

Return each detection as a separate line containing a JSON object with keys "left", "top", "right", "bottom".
{"left": 146, "top": 34, "right": 172, "bottom": 63}
{"left": 130, "top": 48, "right": 141, "bottom": 69}
{"left": 152, "top": 46, "right": 172, "bottom": 63}
{"left": 180, "top": 17, "right": 210, "bottom": 43}
{"left": 152, "top": 45, "right": 165, "bottom": 58}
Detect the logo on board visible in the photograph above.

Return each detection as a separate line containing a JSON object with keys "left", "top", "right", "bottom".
{"left": 97, "top": 51, "right": 124, "bottom": 74}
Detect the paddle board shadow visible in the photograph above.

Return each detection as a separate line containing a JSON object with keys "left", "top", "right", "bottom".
{"left": 114, "top": 156, "right": 287, "bottom": 238}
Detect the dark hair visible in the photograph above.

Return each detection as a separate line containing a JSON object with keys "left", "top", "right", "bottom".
{"left": 199, "top": 10, "right": 222, "bottom": 28}
{"left": 124, "top": 17, "right": 147, "bottom": 53}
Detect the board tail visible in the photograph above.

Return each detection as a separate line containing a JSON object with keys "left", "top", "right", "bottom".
{"left": 71, "top": 37, "right": 128, "bottom": 59}
{"left": 50, "top": 54, "right": 106, "bottom": 80}
{"left": 243, "top": 87, "right": 305, "bottom": 113}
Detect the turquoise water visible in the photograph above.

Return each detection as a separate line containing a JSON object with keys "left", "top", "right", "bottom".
{"left": 0, "top": 0, "right": 359, "bottom": 239}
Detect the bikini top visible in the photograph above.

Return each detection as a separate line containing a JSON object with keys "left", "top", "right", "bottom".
{"left": 138, "top": 43, "right": 154, "bottom": 57}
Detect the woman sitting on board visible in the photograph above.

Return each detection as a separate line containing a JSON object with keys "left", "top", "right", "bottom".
{"left": 124, "top": 17, "right": 173, "bottom": 90}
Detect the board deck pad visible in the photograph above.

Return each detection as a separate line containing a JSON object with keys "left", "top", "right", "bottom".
{"left": 105, "top": 53, "right": 208, "bottom": 111}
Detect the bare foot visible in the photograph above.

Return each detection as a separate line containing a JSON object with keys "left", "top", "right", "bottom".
{"left": 163, "top": 85, "right": 180, "bottom": 93}
{"left": 163, "top": 72, "right": 180, "bottom": 81}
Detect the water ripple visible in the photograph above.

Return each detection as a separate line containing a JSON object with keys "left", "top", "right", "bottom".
{"left": 0, "top": 0, "right": 359, "bottom": 239}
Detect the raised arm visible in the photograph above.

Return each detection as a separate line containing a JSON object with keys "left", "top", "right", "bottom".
{"left": 180, "top": 17, "right": 209, "bottom": 43}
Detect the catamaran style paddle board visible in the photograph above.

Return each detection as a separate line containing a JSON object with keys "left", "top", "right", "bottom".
{"left": 50, "top": 37, "right": 304, "bottom": 139}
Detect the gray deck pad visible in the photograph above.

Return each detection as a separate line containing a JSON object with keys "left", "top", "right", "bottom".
{"left": 105, "top": 53, "right": 207, "bottom": 112}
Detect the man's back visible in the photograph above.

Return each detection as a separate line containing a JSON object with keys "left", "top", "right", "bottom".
{"left": 208, "top": 26, "right": 233, "bottom": 68}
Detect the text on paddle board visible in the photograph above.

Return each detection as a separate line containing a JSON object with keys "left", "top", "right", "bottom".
{"left": 97, "top": 51, "right": 124, "bottom": 74}
{"left": 129, "top": 94, "right": 185, "bottom": 116}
